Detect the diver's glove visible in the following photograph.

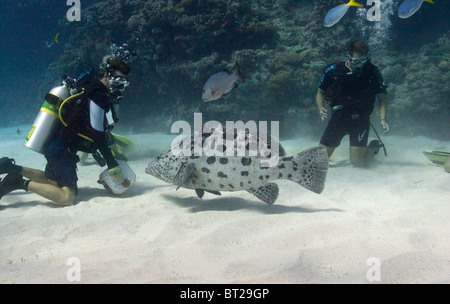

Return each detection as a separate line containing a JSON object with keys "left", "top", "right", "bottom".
{"left": 381, "top": 119, "right": 390, "bottom": 133}
{"left": 319, "top": 108, "right": 328, "bottom": 121}
{"left": 109, "top": 166, "right": 124, "bottom": 182}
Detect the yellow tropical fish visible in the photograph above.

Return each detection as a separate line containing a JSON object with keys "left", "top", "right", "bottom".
{"left": 324, "top": 0, "right": 364, "bottom": 27}
{"left": 45, "top": 33, "right": 60, "bottom": 48}
{"left": 398, "top": 0, "right": 435, "bottom": 19}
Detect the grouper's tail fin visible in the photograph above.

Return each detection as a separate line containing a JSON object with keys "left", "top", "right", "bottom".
{"left": 294, "top": 146, "right": 329, "bottom": 194}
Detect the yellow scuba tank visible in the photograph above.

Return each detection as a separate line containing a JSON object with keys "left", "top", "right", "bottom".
{"left": 24, "top": 85, "right": 71, "bottom": 154}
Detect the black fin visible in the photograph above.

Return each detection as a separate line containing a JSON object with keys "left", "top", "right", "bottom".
{"left": 195, "top": 189, "right": 221, "bottom": 198}
{"left": 195, "top": 189, "right": 204, "bottom": 198}
{"left": 205, "top": 190, "right": 221, "bottom": 196}
{"left": 247, "top": 183, "right": 279, "bottom": 205}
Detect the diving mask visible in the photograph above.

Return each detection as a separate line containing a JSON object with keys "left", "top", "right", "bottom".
{"left": 108, "top": 75, "right": 130, "bottom": 92}
{"left": 349, "top": 56, "right": 368, "bottom": 69}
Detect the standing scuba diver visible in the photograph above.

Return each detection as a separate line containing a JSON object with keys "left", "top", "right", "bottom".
{"left": 0, "top": 56, "right": 131, "bottom": 205}
{"left": 316, "top": 40, "right": 389, "bottom": 167}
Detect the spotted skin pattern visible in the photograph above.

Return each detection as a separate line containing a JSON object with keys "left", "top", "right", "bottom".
{"left": 146, "top": 129, "right": 328, "bottom": 205}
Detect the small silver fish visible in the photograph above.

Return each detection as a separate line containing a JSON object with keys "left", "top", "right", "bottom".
{"left": 324, "top": 0, "right": 363, "bottom": 28}
{"left": 398, "top": 0, "right": 434, "bottom": 19}
{"left": 202, "top": 62, "right": 245, "bottom": 102}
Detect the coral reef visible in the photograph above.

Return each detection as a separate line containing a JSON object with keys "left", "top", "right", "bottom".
{"left": 40, "top": 0, "right": 449, "bottom": 139}
{"left": 386, "top": 31, "right": 450, "bottom": 135}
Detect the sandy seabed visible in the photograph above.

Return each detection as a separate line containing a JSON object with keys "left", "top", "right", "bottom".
{"left": 0, "top": 125, "right": 449, "bottom": 284}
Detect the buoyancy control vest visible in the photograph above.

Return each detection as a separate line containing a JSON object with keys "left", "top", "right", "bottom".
{"left": 319, "top": 61, "right": 387, "bottom": 116}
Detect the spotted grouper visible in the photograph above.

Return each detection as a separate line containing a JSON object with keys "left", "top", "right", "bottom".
{"left": 146, "top": 130, "right": 329, "bottom": 205}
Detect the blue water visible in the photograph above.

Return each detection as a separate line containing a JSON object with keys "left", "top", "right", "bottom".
{"left": 0, "top": 1, "right": 448, "bottom": 136}
{"left": 0, "top": 1, "right": 96, "bottom": 125}
{"left": 0, "top": 1, "right": 449, "bottom": 284}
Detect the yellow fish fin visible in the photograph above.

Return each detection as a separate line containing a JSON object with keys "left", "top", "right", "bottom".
{"left": 54, "top": 33, "right": 60, "bottom": 44}
{"left": 347, "top": 0, "right": 364, "bottom": 7}
{"left": 424, "top": 0, "right": 435, "bottom": 3}
{"left": 111, "top": 133, "right": 134, "bottom": 149}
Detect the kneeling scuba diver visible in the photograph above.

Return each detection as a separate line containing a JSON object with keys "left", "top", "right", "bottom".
{"left": 320, "top": 56, "right": 389, "bottom": 158}
{"left": 24, "top": 55, "right": 135, "bottom": 195}
{"left": 61, "top": 74, "right": 127, "bottom": 166}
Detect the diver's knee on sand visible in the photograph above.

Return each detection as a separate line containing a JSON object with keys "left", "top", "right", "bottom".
{"left": 27, "top": 182, "right": 76, "bottom": 206}
{"left": 350, "top": 146, "right": 367, "bottom": 167}
{"left": 58, "top": 189, "right": 76, "bottom": 206}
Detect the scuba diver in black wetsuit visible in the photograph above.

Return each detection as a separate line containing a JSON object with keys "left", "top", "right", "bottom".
{"left": 316, "top": 40, "right": 390, "bottom": 167}
{"left": 0, "top": 56, "right": 131, "bottom": 205}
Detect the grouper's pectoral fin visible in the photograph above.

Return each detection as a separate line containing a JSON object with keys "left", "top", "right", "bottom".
{"left": 175, "top": 162, "right": 196, "bottom": 190}
{"left": 247, "top": 183, "right": 279, "bottom": 205}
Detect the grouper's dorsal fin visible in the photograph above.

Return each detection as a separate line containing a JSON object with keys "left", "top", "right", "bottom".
{"left": 175, "top": 162, "right": 196, "bottom": 190}
{"left": 247, "top": 183, "right": 279, "bottom": 205}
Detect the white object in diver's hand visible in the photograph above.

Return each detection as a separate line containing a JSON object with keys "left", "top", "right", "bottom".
{"left": 99, "top": 160, "right": 136, "bottom": 195}
{"left": 109, "top": 165, "right": 124, "bottom": 182}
